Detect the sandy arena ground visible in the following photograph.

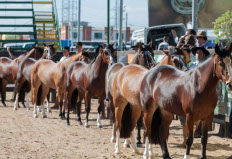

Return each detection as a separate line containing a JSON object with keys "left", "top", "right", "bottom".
{"left": 0, "top": 93, "right": 232, "bottom": 159}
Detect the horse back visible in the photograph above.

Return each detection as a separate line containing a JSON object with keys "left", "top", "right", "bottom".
{"left": 113, "top": 64, "right": 148, "bottom": 107}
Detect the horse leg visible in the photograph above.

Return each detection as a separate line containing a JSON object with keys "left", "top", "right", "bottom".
{"left": 159, "top": 109, "right": 172, "bottom": 159}
{"left": 109, "top": 98, "right": 116, "bottom": 143}
{"left": 136, "top": 112, "right": 143, "bottom": 147}
{"left": 84, "top": 93, "right": 91, "bottom": 128}
{"left": 184, "top": 113, "right": 194, "bottom": 159}
{"left": 97, "top": 97, "right": 104, "bottom": 128}
{"left": 32, "top": 87, "right": 38, "bottom": 118}
{"left": 1, "top": 79, "right": 8, "bottom": 107}
{"left": 201, "top": 113, "right": 214, "bottom": 159}
{"left": 26, "top": 92, "right": 30, "bottom": 110}
{"left": 130, "top": 129, "right": 139, "bottom": 153}
{"left": 57, "top": 89, "right": 64, "bottom": 119}
{"left": 40, "top": 85, "right": 50, "bottom": 118}
{"left": 46, "top": 93, "right": 51, "bottom": 113}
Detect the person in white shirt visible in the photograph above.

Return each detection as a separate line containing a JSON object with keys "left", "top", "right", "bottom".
{"left": 60, "top": 46, "right": 70, "bottom": 62}
{"left": 158, "top": 36, "right": 169, "bottom": 50}
{"left": 76, "top": 42, "right": 83, "bottom": 54}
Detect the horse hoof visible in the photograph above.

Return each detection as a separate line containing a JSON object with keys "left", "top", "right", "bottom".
{"left": 143, "top": 154, "right": 149, "bottom": 159}
{"left": 97, "top": 124, "right": 102, "bottom": 128}
{"left": 77, "top": 121, "right": 83, "bottom": 125}
{"left": 85, "top": 123, "right": 89, "bottom": 128}
{"left": 34, "top": 114, "right": 38, "bottom": 118}
{"left": 200, "top": 156, "right": 206, "bottom": 159}
{"left": 47, "top": 110, "right": 52, "bottom": 113}
{"left": 184, "top": 154, "right": 190, "bottom": 159}
{"left": 110, "top": 137, "right": 116, "bottom": 143}
{"left": 67, "top": 122, "right": 70, "bottom": 126}
{"left": 137, "top": 142, "right": 143, "bottom": 148}
{"left": 123, "top": 143, "right": 130, "bottom": 148}
{"left": 3, "top": 103, "right": 6, "bottom": 107}
{"left": 114, "top": 150, "right": 121, "bottom": 155}
{"left": 14, "top": 107, "right": 17, "bottom": 111}
{"left": 133, "top": 149, "right": 140, "bottom": 154}
{"left": 27, "top": 108, "right": 30, "bottom": 111}
{"left": 43, "top": 115, "right": 47, "bottom": 118}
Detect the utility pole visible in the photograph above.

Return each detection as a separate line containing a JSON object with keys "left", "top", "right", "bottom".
{"left": 107, "top": 0, "right": 110, "bottom": 44}
{"left": 78, "top": 0, "right": 81, "bottom": 42}
{"left": 115, "top": 0, "right": 118, "bottom": 43}
{"left": 192, "top": 0, "right": 198, "bottom": 32}
{"left": 125, "top": 11, "right": 128, "bottom": 45}
{"left": 118, "top": 0, "right": 123, "bottom": 50}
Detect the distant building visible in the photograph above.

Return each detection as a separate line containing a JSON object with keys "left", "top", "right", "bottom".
{"left": 60, "top": 22, "right": 139, "bottom": 46}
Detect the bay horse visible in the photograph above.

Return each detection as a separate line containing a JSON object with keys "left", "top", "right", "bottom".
{"left": 139, "top": 43, "right": 232, "bottom": 159}
{"left": 0, "top": 46, "right": 44, "bottom": 106}
{"left": 65, "top": 45, "right": 115, "bottom": 127}
{"left": 14, "top": 44, "right": 56, "bottom": 110}
{"left": 111, "top": 46, "right": 190, "bottom": 156}
{"left": 30, "top": 50, "right": 91, "bottom": 118}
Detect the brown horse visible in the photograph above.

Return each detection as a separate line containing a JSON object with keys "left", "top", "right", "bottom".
{"left": 65, "top": 45, "right": 115, "bottom": 127}
{"left": 14, "top": 44, "right": 56, "bottom": 110}
{"left": 110, "top": 46, "right": 190, "bottom": 155}
{"left": 0, "top": 46, "right": 44, "bottom": 106}
{"left": 139, "top": 43, "right": 232, "bottom": 159}
{"left": 30, "top": 49, "right": 91, "bottom": 118}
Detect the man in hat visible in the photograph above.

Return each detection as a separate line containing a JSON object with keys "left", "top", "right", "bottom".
{"left": 158, "top": 36, "right": 169, "bottom": 51}
{"left": 196, "top": 30, "right": 215, "bottom": 48}
{"left": 191, "top": 46, "right": 210, "bottom": 66}
{"left": 131, "top": 42, "right": 140, "bottom": 53}
{"left": 60, "top": 46, "right": 70, "bottom": 62}
{"left": 177, "top": 29, "right": 196, "bottom": 48}
{"left": 76, "top": 42, "right": 83, "bottom": 54}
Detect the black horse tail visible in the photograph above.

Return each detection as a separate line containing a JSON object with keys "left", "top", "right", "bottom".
{"left": 0, "top": 78, "right": 2, "bottom": 94}
{"left": 71, "top": 89, "right": 78, "bottom": 110}
{"left": 19, "top": 81, "right": 30, "bottom": 103}
{"left": 120, "top": 103, "right": 133, "bottom": 138}
{"left": 151, "top": 107, "right": 162, "bottom": 144}
{"left": 36, "top": 85, "right": 42, "bottom": 106}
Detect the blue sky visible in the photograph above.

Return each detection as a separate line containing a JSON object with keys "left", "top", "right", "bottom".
{"left": 0, "top": 0, "right": 148, "bottom": 29}
{"left": 56, "top": 0, "right": 148, "bottom": 28}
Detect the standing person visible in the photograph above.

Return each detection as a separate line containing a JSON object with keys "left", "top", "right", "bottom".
{"left": 60, "top": 46, "right": 70, "bottom": 62}
{"left": 76, "top": 42, "right": 83, "bottom": 54}
{"left": 196, "top": 30, "right": 215, "bottom": 48}
{"left": 157, "top": 36, "right": 169, "bottom": 50}
{"left": 177, "top": 29, "right": 196, "bottom": 48}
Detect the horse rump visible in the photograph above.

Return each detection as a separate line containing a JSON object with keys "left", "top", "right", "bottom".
{"left": 120, "top": 103, "right": 133, "bottom": 138}
{"left": 151, "top": 107, "right": 162, "bottom": 144}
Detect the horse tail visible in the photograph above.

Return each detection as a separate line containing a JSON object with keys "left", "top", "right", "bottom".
{"left": 151, "top": 107, "right": 162, "bottom": 144}
{"left": 36, "top": 85, "right": 42, "bottom": 106}
{"left": 0, "top": 78, "right": 2, "bottom": 93}
{"left": 19, "top": 81, "right": 30, "bottom": 103}
{"left": 71, "top": 89, "right": 78, "bottom": 110}
{"left": 120, "top": 103, "right": 133, "bottom": 138}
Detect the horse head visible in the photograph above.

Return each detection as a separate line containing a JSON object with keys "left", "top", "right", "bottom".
{"left": 43, "top": 43, "right": 56, "bottom": 60}
{"left": 103, "top": 43, "right": 117, "bottom": 65}
{"left": 214, "top": 42, "right": 232, "bottom": 90}
{"left": 161, "top": 46, "right": 189, "bottom": 71}
{"left": 136, "top": 42, "right": 156, "bottom": 69}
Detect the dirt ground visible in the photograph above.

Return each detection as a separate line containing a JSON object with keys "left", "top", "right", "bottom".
{"left": 0, "top": 93, "right": 232, "bottom": 159}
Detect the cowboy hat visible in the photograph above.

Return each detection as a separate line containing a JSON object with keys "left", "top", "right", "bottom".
{"left": 191, "top": 46, "right": 210, "bottom": 56}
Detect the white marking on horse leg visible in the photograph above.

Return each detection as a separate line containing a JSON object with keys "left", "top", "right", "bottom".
{"left": 114, "top": 129, "right": 121, "bottom": 155}
{"left": 37, "top": 106, "right": 41, "bottom": 113}
{"left": 41, "top": 104, "right": 47, "bottom": 118}
{"left": 33, "top": 104, "right": 38, "bottom": 118}
{"left": 184, "top": 154, "right": 190, "bottom": 159}
{"left": 149, "top": 143, "right": 154, "bottom": 157}
{"left": 46, "top": 99, "right": 51, "bottom": 113}
{"left": 130, "top": 129, "right": 139, "bottom": 153}
{"left": 97, "top": 113, "right": 102, "bottom": 128}
{"left": 111, "top": 124, "right": 116, "bottom": 143}
{"left": 26, "top": 93, "right": 30, "bottom": 110}
{"left": 143, "top": 137, "right": 149, "bottom": 159}
{"left": 14, "top": 93, "right": 19, "bottom": 111}
{"left": 123, "top": 138, "right": 130, "bottom": 148}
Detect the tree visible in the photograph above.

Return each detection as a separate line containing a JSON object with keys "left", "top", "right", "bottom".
{"left": 213, "top": 11, "right": 232, "bottom": 44}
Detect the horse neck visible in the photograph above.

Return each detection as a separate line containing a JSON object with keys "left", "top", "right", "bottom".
{"left": 157, "top": 55, "right": 169, "bottom": 66}
{"left": 18, "top": 48, "right": 36, "bottom": 62}
{"left": 130, "top": 53, "right": 139, "bottom": 64}
{"left": 61, "top": 53, "right": 82, "bottom": 65}
{"left": 193, "top": 55, "right": 219, "bottom": 93}
{"left": 90, "top": 54, "right": 108, "bottom": 79}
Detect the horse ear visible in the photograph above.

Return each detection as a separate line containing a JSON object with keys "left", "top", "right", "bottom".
{"left": 162, "top": 50, "right": 169, "bottom": 56}
{"left": 215, "top": 44, "right": 220, "bottom": 55}
{"left": 147, "top": 41, "right": 152, "bottom": 48}
{"left": 51, "top": 43, "right": 55, "bottom": 46}
{"left": 43, "top": 43, "right": 47, "bottom": 46}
